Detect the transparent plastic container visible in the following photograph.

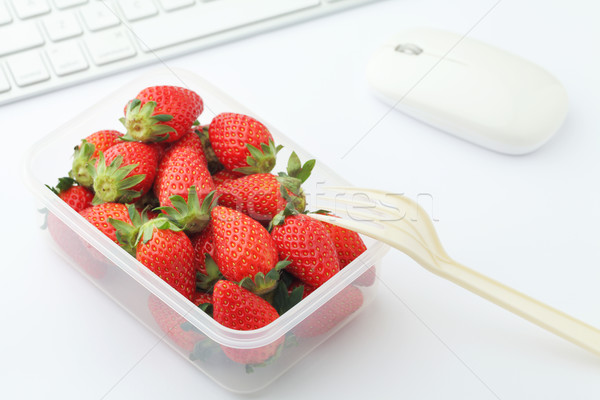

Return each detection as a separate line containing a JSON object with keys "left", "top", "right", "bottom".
{"left": 23, "top": 68, "right": 390, "bottom": 393}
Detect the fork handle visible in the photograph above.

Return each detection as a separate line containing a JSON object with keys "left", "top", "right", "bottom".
{"left": 433, "top": 256, "right": 600, "bottom": 356}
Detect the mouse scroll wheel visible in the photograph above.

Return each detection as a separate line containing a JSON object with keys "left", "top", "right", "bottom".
{"left": 395, "top": 43, "right": 423, "bottom": 55}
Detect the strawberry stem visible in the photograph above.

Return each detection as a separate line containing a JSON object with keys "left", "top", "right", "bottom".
{"left": 69, "top": 141, "right": 96, "bottom": 188}
{"left": 120, "top": 99, "right": 175, "bottom": 142}
{"left": 155, "top": 187, "right": 218, "bottom": 234}
{"left": 88, "top": 152, "right": 145, "bottom": 205}
{"left": 234, "top": 140, "right": 283, "bottom": 175}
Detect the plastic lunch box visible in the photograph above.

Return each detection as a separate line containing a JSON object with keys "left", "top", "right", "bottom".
{"left": 24, "top": 68, "right": 390, "bottom": 393}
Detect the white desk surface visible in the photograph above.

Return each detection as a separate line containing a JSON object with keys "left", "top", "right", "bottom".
{"left": 2, "top": 0, "right": 599, "bottom": 399}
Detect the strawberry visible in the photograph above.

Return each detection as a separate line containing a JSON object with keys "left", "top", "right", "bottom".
{"left": 154, "top": 146, "right": 214, "bottom": 209}
{"left": 212, "top": 280, "right": 283, "bottom": 364}
{"left": 216, "top": 173, "right": 288, "bottom": 223}
{"left": 82, "top": 130, "right": 123, "bottom": 158}
{"left": 147, "top": 294, "right": 206, "bottom": 353}
{"left": 137, "top": 221, "right": 196, "bottom": 300}
{"left": 90, "top": 142, "right": 159, "bottom": 204}
{"left": 194, "top": 125, "right": 223, "bottom": 175}
{"left": 47, "top": 211, "right": 107, "bottom": 279}
{"left": 47, "top": 177, "right": 93, "bottom": 212}
{"left": 294, "top": 285, "right": 363, "bottom": 338}
{"left": 270, "top": 214, "right": 340, "bottom": 288}
{"left": 70, "top": 130, "right": 123, "bottom": 187}
{"left": 211, "top": 206, "right": 285, "bottom": 294}
{"left": 83, "top": 202, "right": 132, "bottom": 245}
{"left": 121, "top": 86, "right": 203, "bottom": 143}
{"left": 319, "top": 219, "right": 375, "bottom": 286}
{"left": 212, "top": 169, "right": 242, "bottom": 186}
{"left": 112, "top": 214, "right": 196, "bottom": 300}
{"left": 208, "top": 113, "right": 281, "bottom": 174}
{"left": 190, "top": 222, "right": 215, "bottom": 275}
{"left": 193, "top": 291, "right": 213, "bottom": 306}
{"left": 217, "top": 152, "right": 313, "bottom": 223}
{"left": 170, "top": 127, "right": 206, "bottom": 162}
{"left": 320, "top": 220, "right": 367, "bottom": 268}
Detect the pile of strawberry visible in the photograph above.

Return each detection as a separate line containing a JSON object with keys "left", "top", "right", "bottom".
{"left": 47, "top": 85, "right": 374, "bottom": 365}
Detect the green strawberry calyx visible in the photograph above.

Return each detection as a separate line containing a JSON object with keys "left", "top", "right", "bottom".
{"left": 234, "top": 139, "right": 283, "bottom": 175}
{"left": 109, "top": 205, "right": 183, "bottom": 255}
{"left": 269, "top": 152, "right": 316, "bottom": 230}
{"left": 69, "top": 140, "right": 96, "bottom": 188}
{"left": 271, "top": 279, "right": 305, "bottom": 316}
{"left": 155, "top": 187, "right": 218, "bottom": 234}
{"left": 196, "top": 254, "right": 224, "bottom": 292}
{"left": 120, "top": 99, "right": 175, "bottom": 142}
{"left": 239, "top": 259, "right": 291, "bottom": 297}
{"left": 46, "top": 176, "right": 77, "bottom": 195}
{"left": 88, "top": 152, "right": 145, "bottom": 205}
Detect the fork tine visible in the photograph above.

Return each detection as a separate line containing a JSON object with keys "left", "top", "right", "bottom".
{"left": 309, "top": 212, "right": 442, "bottom": 266}
{"left": 321, "top": 187, "right": 446, "bottom": 255}
{"left": 316, "top": 196, "right": 405, "bottom": 221}
{"left": 308, "top": 213, "right": 386, "bottom": 241}
{"left": 323, "top": 187, "right": 417, "bottom": 214}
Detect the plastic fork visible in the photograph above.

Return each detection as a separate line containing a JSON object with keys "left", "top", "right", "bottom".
{"left": 310, "top": 187, "right": 600, "bottom": 356}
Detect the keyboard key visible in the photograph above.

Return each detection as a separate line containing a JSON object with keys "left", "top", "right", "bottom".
{"left": 43, "top": 11, "right": 83, "bottom": 41}
{"left": 0, "top": 67, "right": 11, "bottom": 93}
{"left": 0, "top": 1, "right": 12, "bottom": 25}
{"left": 7, "top": 51, "right": 50, "bottom": 87}
{"left": 11, "top": 0, "right": 51, "bottom": 19}
{"left": 84, "top": 28, "right": 136, "bottom": 65}
{"left": 132, "top": 0, "right": 321, "bottom": 52}
{"left": 53, "top": 0, "right": 88, "bottom": 9}
{"left": 119, "top": 0, "right": 158, "bottom": 21}
{"left": 80, "top": 2, "right": 120, "bottom": 31}
{"left": 46, "top": 41, "right": 88, "bottom": 75}
{"left": 158, "top": 0, "right": 194, "bottom": 12}
{"left": 0, "top": 21, "right": 44, "bottom": 56}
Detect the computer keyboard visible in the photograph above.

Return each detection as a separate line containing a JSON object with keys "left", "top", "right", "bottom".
{"left": 0, "top": 0, "right": 381, "bottom": 106}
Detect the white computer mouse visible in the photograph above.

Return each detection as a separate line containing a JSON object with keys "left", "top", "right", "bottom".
{"left": 366, "top": 28, "right": 568, "bottom": 154}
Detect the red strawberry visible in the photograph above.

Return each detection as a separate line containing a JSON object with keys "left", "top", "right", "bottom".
{"left": 147, "top": 294, "right": 206, "bottom": 353}
{"left": 79, "top": 207, "right": 92, "bottom": 219}
{"left": 83, "top": 130, "right": 123, "bottom": 158}
{"left": 211, "top": 206, "right": 281, "bottom": 293}
{"left": 47, "top": 211, "right": 107, "bottom": 279}
{"left": 170, "top": 127, "right": 206, "bottom": 162}
{"left": 154, "top": 146, "right": 214, "bottom": 209}
{"left": 294, "top": 285, "right": 363, "bottom": 338}
{"left": 216, "top": 173, "right": 293, "bottom": 223}
{"left": 70, "top": 130, "right": 123, "bottom": 187}
{"left": 212, "top": 169, "right": 243, "bottom": 186}
{"left": 208, "top": 113, "right": 280, "bottom": 174}
{"left": 193, "top": 291, "right": 213, "bottom": 306}
{"left": 212, "top": 280, "right": 283, "bottom": 364}
{"left": 216, "top": 173, "right": 283, "bottom": 221}
{"left": 217, "top": 152, "right": 314, "bottom": 223}
{"left": 60, "top": 186, "right": 94, "bottom": 212}
{"left": 121, "top": 86, "right": 203, "bottom": 143}
{"left": 83, "top": 202, "right": 132, "bottom": 244}
{"left": 320, "top": 219, "right": 375, "bottom": 286}
{"left": 270, "top": 214, "right": 340, "bottom": 288}
{"left": 133, "top": 218, "right": 196, "bottom": 300}
{"left": 90, "top": 141, "right": 159, "bottom": 204}
{"left": 320, "top": 220, "right": 367, "bottom": 268}
{"left": 190, "top": 222, "right": 215, "bottom": 275}
{"left": 47, "top": 177, "right": 93, "bottom": 212}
